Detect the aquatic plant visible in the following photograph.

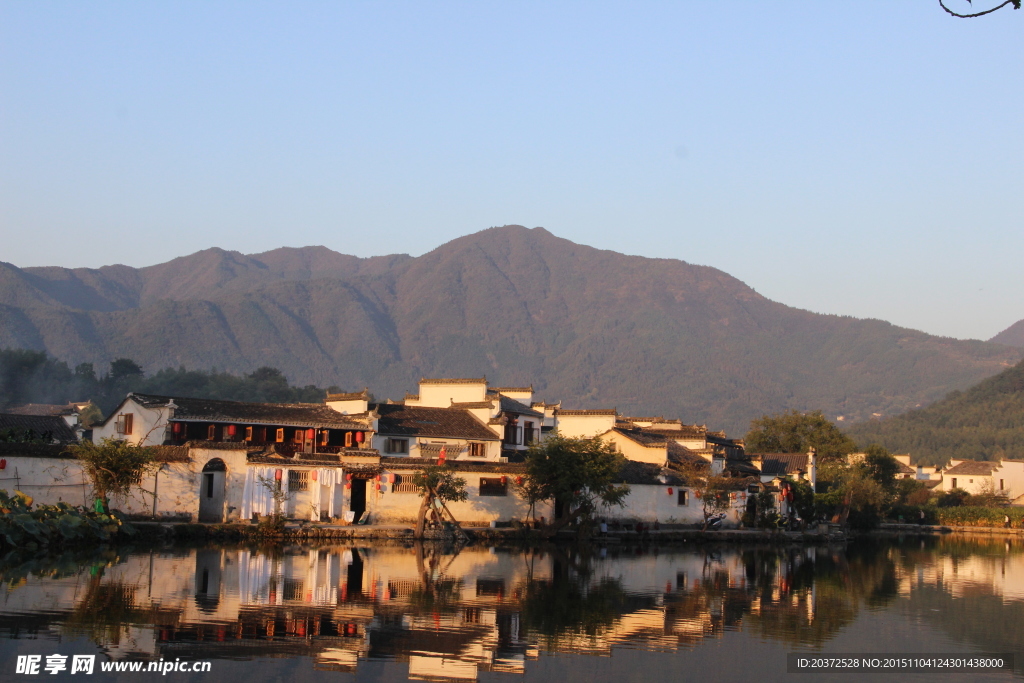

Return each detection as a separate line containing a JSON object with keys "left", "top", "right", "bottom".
{"left": 0, "top": 489, "right": 134, "bottom": 550}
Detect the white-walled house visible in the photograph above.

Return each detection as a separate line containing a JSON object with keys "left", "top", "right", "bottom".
{"left": 938, "top": 459, "right": 1024, "bottom": 501}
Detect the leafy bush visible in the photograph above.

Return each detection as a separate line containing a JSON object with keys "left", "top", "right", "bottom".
{"left": 0, "top": 490, "right": 133, "bottom": 550}
{"left": 936, "top": 489, "right": 970, "bottom": 507}
{"left": 934, "top": 507, "right": 1024, "bottom": 528}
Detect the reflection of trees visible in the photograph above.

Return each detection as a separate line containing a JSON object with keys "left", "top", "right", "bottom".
{"left": 65, "top": 574, "right": 141, "bottom": 646}
{"left": 726, "top": 544, "right": 900, "bottom": 647}
{"left": 410, "top": 541, "right": 465, "bottom": 610}
{"left": 0, "top": 548, "right": 119, "bottom": 588}
{"left": 519, "top": 550, "right": 651, "bottom": 648}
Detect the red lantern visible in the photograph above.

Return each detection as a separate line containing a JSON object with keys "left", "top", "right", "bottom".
{"left": 667, "top": 487, "right": 673, "bottom": 495}
{"left": 345, "top": 473, "right": 353, "bottom": 481}
{"left": 311, "top": 471, "right": 318, "bottom": 482}
{"left": 515, "top": 476, "right": 523, "bottom": 485}
{"left": 274, "top": 469, "right": 283, "bottom": 480}
{"left": 375, "top": 483, "right": 381, "bottom": 491}
{"left": 0, "top": 459, "right": 5, "bottom": 470}
{"left": 227, "top": 425, "right": 237, "bottom": 436}
{"left": 500, "top": 476, "right": 507, "bottom": 485}
{"left": 345, "top": 482, "right": 351, "bottom": 490}
{"left": 172, "top": 422, "right": 182, "bottom": 433}
{"left": 355, "top": 431, "right": 364, "bottom": 443}
{"left": 306, "top": 429, "right": 315, "bottom": 440}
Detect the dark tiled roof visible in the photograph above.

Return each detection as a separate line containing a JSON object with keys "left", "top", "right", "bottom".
{"left": 325, "top": 389, "right": 369, "bottom": 400}
{"left": 724, "top": 456, "right": 761, "bottom": 477}
{"left": 757, "top": 453, "right": 809, "bottom": 476}
{"left": 419, "top": 377, "right": 487, "bottom": 384}
{"left": 379, "top": 457, "right": 527, "bottom": 473}
{"left": 150, "top": 445, "right": 191, "bottom": 463}
{"left": 667, "top": 443, "right": 708, "bottom": 467}
{"left": 0, "top": 443, "right": 73, "bottom": 458}
{"left": 613, "top": 427, "right": 668, "bottom": 448}
{"left": 450, "top": 401, "right": 495, "bottom": 409}
{"left": 638, "top": 426, "right": 707, "bottom": 439}
{"left": 372, "top": 403, "right": 498, "bottom": 440}
{"left": 498, "top": 395, "right": 543, "bottom": 418}
{"left": 944, "top": 460, "right": 999, "bottom": 476}
{"left": 555, "top": 409, "right": 618, "bottom": 416}
{"left": 616, "top": 460, "right": 685, "bottom": 486}
{"left": 894, "top": 460, "right": 916, "bottom": 475}
{"left": 6, "top": 403, "right": 78, "bottom": 417}
{"left": 0, "top": 413, "right": 78, "bottom": 443}
{"left": 491, "top": 386, "right": 532, "bottom": 393}
{"left": 122, "top": 393, "right": 370, "bottom": 429}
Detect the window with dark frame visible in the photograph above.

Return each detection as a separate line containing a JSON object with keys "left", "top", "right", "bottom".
{"left": 469, "top": 442, "right": 485, "bottom": 458}
{"left": 677, "top": 489, "right": 688, "bottom": 506}
{"left": 386, "top": 438, "right": 409, "bottom": 454}
{"left": 276, "top": 428, "right": 285, "bottom": 443}
{"left": 479, "top": 477, "right": 508, "bottom": 496}
{"left": 207, "top": 425, "right": 217, "bottom": 441}
{"left": 116, "top": 413, "right": 134, "bottom": 435}
{"left": 288, "top": 470, "right": 309, "bottom": 492}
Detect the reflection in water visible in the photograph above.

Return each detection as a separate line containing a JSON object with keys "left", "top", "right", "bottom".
{"left": 1, "top": 537, "right": 1023, "bottom": 680}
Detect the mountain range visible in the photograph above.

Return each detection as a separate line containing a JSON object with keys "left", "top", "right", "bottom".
{"left": 1, "top": 225, "right": 1020, "bottom": 435}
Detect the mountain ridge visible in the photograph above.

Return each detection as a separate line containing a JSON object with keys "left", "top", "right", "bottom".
{"left": 1, "top": 225, "right": 1019, "bottom": 434}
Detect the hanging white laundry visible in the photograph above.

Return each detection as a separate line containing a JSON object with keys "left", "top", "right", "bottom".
{"left": 241, "top": 470, "right": 255, "bottom": 519}
{"left": 310, "top": 474, "right": 321, "bottom": 521}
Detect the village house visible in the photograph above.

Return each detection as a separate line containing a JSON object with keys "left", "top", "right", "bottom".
{"left": 0, "top": 412, "right": 80, "bottom": 445}
{"left": 937, "top": 458, "right": 1024, "bottom": 502}
{"left": 2, "top": 377, "right": 766, "bottom": 527}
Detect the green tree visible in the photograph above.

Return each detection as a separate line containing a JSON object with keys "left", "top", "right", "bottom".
{"left": 522, "top": 433, "right": 630, "bottom": 533}
{"left": 860, "top": 445, "right": 900, "bottom": 494}
{"left": 67, "top": 437, "right": 157, "bottom": 512}
{"left": 745, "top": 410, "right": 857, "bottom": 462}
{"left": 672, "top": 458, "right": 733, "bottom": 529}
{"left": 412, "top": 464, "right": 468, "bottom": 538}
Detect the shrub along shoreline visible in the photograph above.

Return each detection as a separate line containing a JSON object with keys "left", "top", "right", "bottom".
{"left": 0, "top": 490, "right": 134, "bottom": 551}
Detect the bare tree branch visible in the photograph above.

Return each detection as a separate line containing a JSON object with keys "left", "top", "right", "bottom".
{"left": 940, "top": 0, "right": 1019, "bottom": 18}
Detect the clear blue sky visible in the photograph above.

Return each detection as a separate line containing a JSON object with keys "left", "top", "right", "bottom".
{"left": 2, "top": 2, "right": 1021, "bottom": 340}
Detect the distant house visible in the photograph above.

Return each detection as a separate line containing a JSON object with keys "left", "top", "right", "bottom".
{"left": 401, "top": 378, "right": 545, "bottom": 457}
{"left": 0, "top": 413, "right": 79, "bottom": 444}
{"left": 6, "top": 402, "right": 91, "bottom": 429}
{"left": 939, "top": 459, "right": 1024, "bottom": 501}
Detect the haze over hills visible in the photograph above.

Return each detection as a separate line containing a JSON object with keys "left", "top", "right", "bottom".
{"left": 847, "top": 358, "right": 1024, "bottom": 466}
{"left": 0, "top": 226, "right": 1020, "bottom": 434}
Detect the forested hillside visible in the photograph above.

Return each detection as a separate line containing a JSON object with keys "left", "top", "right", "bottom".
{"left": 847, "top": 358, "right": 1024, "bottom": 466}
{"left": 1, "top": 226, "right": 1019, "bottom": 434}
{"left": 0, "top": 349, "right": 327, "bottom": 416}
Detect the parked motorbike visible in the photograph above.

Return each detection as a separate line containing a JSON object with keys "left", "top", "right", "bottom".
{"left": 706, "top": 513, "right": 726, "bottom": 530}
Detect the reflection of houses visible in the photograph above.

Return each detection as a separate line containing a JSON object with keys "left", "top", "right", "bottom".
{"left": 0, "top": 544, "right": 838, "bottom": 679}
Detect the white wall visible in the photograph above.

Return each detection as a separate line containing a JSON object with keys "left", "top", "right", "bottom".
{"left": 92, "top": 398, "right": 170, "bottom": 447}
{"left": 411, "top": 381, "right": 488, "bottom": 408}
{"left": 556, "top": 413, "right": 617, "bottom": 438}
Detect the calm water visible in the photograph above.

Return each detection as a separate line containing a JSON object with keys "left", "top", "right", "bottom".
{"left": 1, "top": 537, "right": 1022, "bottom": 682}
